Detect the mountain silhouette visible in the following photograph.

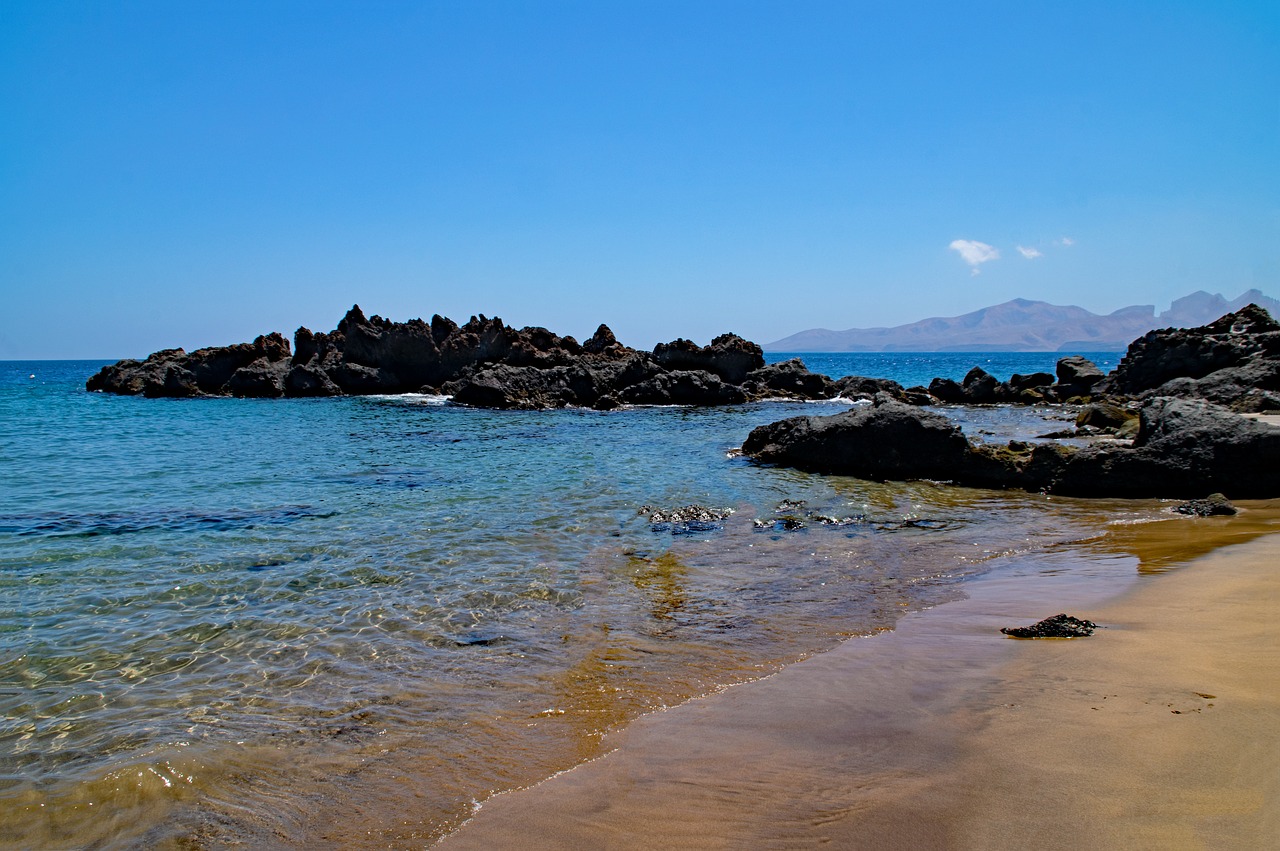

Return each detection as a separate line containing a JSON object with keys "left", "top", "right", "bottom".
{"left": 764, "top": 289, "right": 1280, "bottom": 352}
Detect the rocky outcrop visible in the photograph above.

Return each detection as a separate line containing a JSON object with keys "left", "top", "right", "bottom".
{"left": 89, "top": 307, "right": 782, "bottom": 408}
{"left": 652, "top": 333, "right": 764, "bottom": 384}
{"left": 1174, "top": 493, "right": 1237, "bottom": 516}
{"left": 1095, "top": 304, "right": 1280, "bottom": 411}
{"left": 927, "top": 363, "right": 1070, "bottom": 405}
{"left": 740, "top": 359, "right": 836, "bottom": 400}
{"left": 1055, "top": 355, "right": 1105, "bottom": 398}
{"left": 742, "top": 395, "right": 1280, "bottom": 499}
{"left": 908, "top": 306, "right": 1278, "bottom": 409}
{"left": 741, "top": 396, "right": 972, "bottom": 481}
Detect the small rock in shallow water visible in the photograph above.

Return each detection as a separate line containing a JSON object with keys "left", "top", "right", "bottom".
{"left": 640, "top": 504, "right": 733, "bottom": 534}
{"left": 1174, "top": 493, "right": 1237, "bottom": 516}
{"left": 1001, "top": 613, "right": 1098, "bottom": 638}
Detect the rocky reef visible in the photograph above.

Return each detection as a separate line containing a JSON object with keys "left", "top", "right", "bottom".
{"left": 88, "top": 306, "right": 808, "bottom": 408}
{"left": 739, "top": 304, "right": 1280, "bottom": 499}
{"left": 88, "top": 302, "right": 1280, "bottom": 498}
{"left": 1094, "top": 303, "right": 1280, "bottom": 412}
{"left": 742, "top": 393, "right": 1280, "bottom": 499}
{"left": 89, "top": 303, "right": 1278, "bottom": 418}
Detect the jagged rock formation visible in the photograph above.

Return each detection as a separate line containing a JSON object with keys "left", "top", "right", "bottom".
{"left": 742, "top": 395, "right": 1280, "bottom": 499}
{"left": 915, "top": 304, "right": 1280, "bottom": 412}
{"left": 1094, "top": 304, "right": 1280, "bottom": 412}
{"left": 87, "top": 303, "right": 1279, "bottom": 417}
{"left": 87, "top": 305, "right": 926, "bottom": 409}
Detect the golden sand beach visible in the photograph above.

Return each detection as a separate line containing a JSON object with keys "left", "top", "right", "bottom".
{"left": 440, "top": 506, "right": 1280, "bottom": 849}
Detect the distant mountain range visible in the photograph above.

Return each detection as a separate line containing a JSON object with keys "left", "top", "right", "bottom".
{"left": 763, "top": 289, "right": 1280, "bottom": 352}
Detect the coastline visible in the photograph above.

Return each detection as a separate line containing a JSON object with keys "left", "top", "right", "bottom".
{"left": 439, "top": 505, "right": 1280, "bottom": 849}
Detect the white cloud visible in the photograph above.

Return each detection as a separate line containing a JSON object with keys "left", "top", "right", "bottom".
{"left": 1017, "top": 245, "right": 1043, "bottom": 259}
{"left": 1055, "top": 236, "right": 1076, "bottom": 247}
{"left": 949, "top": 239, "right": 1000, "bottom": 274}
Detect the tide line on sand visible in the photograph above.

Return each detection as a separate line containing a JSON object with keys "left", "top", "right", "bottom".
{"left": 439, "top": 519, "right": 1280, "bottom": 849}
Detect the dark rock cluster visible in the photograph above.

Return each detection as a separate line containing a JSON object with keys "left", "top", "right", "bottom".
{"left": 88, "top": 303, "right": 1278, "bottom": 416}
{"left": 1001, "top": 614, "right": 1098, "bottom": 638}
{"left": 88, "top": 305, "right": 922, "bottom": 409}
{"left": 742, "top": 394, "right": 1280, "bottom": 499}
{"left": 740, "top": 304, "right": 1280, "bottom": 499}
{"left": 87, "top": 301, "right": 1280, "bottom": 499}
{"left": 1095, "top": 303, "right": 1280, "bottom": 412}
{"left": 921, "top": 355, "right": 1105, "bottom": 407}
{"left": 639, "top": 504, "right": 734, "bottom": 534}
{"left": 1173, "top": 493, "right": 1238, "bottom": 517}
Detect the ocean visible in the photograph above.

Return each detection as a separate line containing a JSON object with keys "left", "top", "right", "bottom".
{"left": 2, "top": 351, "right": 1151, "bottom": 848}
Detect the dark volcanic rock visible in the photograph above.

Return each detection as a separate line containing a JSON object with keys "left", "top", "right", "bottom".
{"left": 743, "top": 395, "right": 1280, "bottom": 499}
{"left": 741, "top": 397, "right": 971, "bottom": 480}
{"left": 1096, "top": 304, "right": 1280, "bottom": 410}
{"left": 834, "top": 375, "right": 911, "bottom": 402}
{"left": 927, "top": 376, "right": 966, "bottom": 403}
{"left": 619, "top": 370, "right": 747, "bottom": 406}
{"left": 1053, "top": 397, "right": 1280, "bottom": 498}
{"left": 962, "top": 366, "right": 1000, "bottom": 403}
{"left": 742, "top": 359, "right": 836, "bottom": 400}
{"left": 88, "top": 306, "right": 769, "bottom": 408}
{"left": 1174, "top": 493, "right": 1238, "bottom": 516}
{"left": 1001, "top": 613, "right": 1097, "bottom": 638}
{"left": 640, "top": 504, "right": 734, "bottom": 534}
{"left": 1055, "top": 355, "right": 1105, "bottom": 397}
{"left": 1076, "top": 401, "right": 1138, "bottom": 432}
{"left": 652, "top": 333, "right": 765, "bottom": 385}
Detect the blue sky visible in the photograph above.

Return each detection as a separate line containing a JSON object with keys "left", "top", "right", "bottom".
{"left": 2, "top": 1, "right": 1277, "bottom": 358}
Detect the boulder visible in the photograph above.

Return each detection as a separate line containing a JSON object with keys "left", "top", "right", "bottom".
{"left": 834, "top": 375, "right": 911, "bottom": 402}
{"left": 619, "top": 370, "right": 748, "bottom": 406}
{"left": 1008, "top": 371, "right": 1056, "bottom": 393}
{"left": 743, "top": 395, "right": 1280, "bottom": 499}
{"left": 223, "top": 358, "right": 287, "bottom": 397}
{"left": 285, "top": 363, "right": 341, "bottom": 397}
{"left": 652, "top": 333, "right": 765, "bottom": 384}
{"left": 1055, "top": 355, "right": 1105, "bottom": 397}
{"left": 927, "top": 377, "right": 966, "bottom": 403}
{"left": 962, "top": 367, "right": 1000, "bottom": 403}
{"left": 1174, "top": 493, "right": 1237, "bottom": 516}
{"left": 741, "top": 397, "right": 971, "bottom": 479}
{"left": 741, "top": 359, "right": 836, "bottom": 400}
{"left": 1076, "top": 401, "right": 1137, "bottom": 432}
{"left": 1096, "top": 304, "right": 1280, "bottom": 409}
{"left": 1001, "top": 614, "right": 1097, "bottom": 638}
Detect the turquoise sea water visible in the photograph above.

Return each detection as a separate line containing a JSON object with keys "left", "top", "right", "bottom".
{"left": 2, "top": 353, "right": 1142, "bottom": 847}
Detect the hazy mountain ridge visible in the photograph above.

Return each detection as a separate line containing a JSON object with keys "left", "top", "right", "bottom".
{"left": 764, "top": 289, "right": 1280, "bottom": 352}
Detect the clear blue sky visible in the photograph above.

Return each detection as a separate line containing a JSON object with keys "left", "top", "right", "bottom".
{"left": 2, "top": 1, "right": 1277, "bottom": 358}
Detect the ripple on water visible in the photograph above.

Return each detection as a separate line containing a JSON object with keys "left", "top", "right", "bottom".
{"left": 0, "top": 363, "right": 1174, "bottom": 847}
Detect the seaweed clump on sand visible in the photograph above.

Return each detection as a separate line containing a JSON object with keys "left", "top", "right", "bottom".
{"left": 1001, "top": 613, "right": 1098, "bottom": 638}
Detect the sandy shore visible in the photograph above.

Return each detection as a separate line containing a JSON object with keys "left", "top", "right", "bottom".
{"left": 439, "top": 509, "right": 1280, "bottom": 849}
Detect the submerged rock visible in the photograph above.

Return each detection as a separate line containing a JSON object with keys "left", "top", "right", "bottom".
{"left": 639, "top": 504, "right": 734, "bottom": 534}
{"left": 1174, "top": 493, "right": 1238, "bottom": 516}
{"left": 1001, "top": 613, "right": 1098, "bottom": 638}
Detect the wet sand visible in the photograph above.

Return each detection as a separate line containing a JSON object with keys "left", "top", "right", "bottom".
{"left": 439, "top": 511, "right": 1280, "bottom": 849}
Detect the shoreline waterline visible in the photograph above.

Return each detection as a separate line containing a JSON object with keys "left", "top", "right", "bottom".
{"left": 0, "top": 357, "right": 1259, "bottom": 849}
{"left": 438, "top": 504, "right": 1280, "bottom": 849}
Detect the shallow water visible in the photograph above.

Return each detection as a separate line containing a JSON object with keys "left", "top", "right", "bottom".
{"left": 0, "top": 355, "right": 1171, "bottom": 848}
